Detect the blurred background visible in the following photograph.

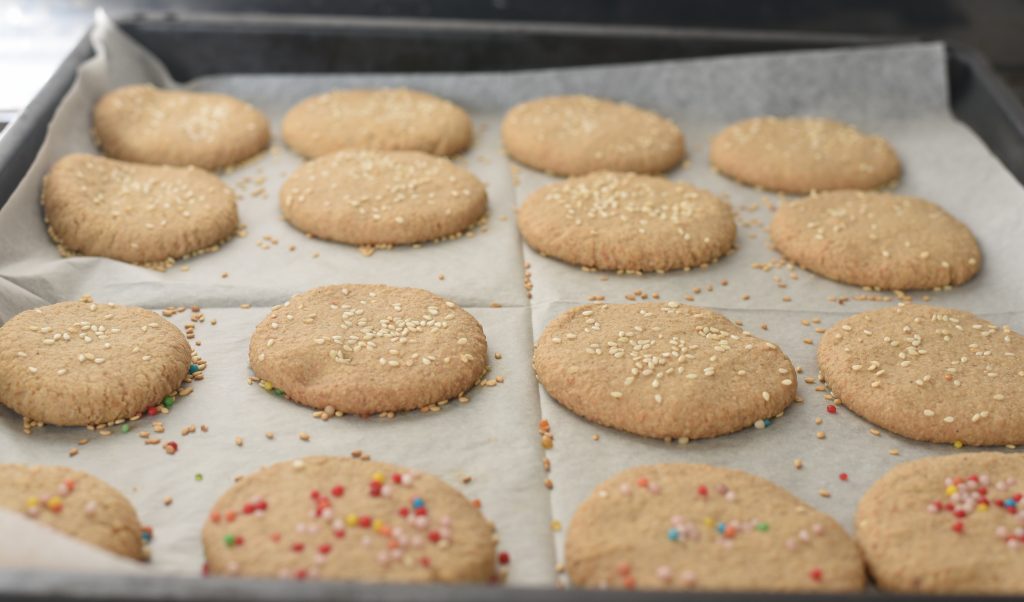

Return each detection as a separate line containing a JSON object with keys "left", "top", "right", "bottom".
{"left": 2, "top": 0, "right": 1024, "bottom": 127}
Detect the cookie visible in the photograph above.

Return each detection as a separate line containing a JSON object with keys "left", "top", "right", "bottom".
{"left": 0, "top": 298, "right": 193, "bottom": 426}
{"left": 533, "top": 302, "right": 796, "bottom": 439}
{"left": 857, "top": 452, "right": 1024, "bottom": 594}
{"left": 501, "top": 95, "right": 685, "bottom": 176}
{"left": 710, "top": 116, "right": 900, "bottom": 193}
{"left": 249, "top": 285, "right": 487, "bottom": 414}
{"left": 93, "top": 84, "right": 269, "bottom": 170}
{"left": 771, "top": 191, "right": 980, "bottom": 290}
{"left": 818, "top": 304, "right": 1024, "bottom": 445}
{"left": 282, "top": 88, "right": 472, "bottom": 159}
{"left": 42, "top": 154, "right": 238, "bottom": 268}
{"left": 0, "top": 464, "right": 145, "bottom": 560}
{"left": 566, "top": 463, "right": 865, "bottom": 592}
{"left": 280, "top": 150, "right": 487, "bottom": 246}
{"left": 203, "top": 456, "right": 495, "bottom": 582}
{"left": 518, "top": 171, "right": 735, "bottom": 272}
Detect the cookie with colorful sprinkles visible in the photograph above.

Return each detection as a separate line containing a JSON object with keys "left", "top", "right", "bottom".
{"left": 0, "top": 298, "right": 195, "bottom": 427}
{"left": 857, "top": 452, "right": 1024, "bottom": 594}
{"left": 248, "top": 284, "right": 487, "bottom": 414}
{"left": 0, "top": 464, "right": 146, "bottom": 560}
{"left": 517, "top": 171, "right": 736, "bottom": 272}
{"left": 501, "top": 95, "right": 685, "bottom": 176}
{"left": 533, "top": 302, "right": 797, "bottom": 440}
{"left": 93, "top": 84, "right": 270, "bottom": 170}
{"left": 202, "top": 456, "right": 496, "bottom": 582}
{"left": 566, "top": 463, "right": 865, "bottom": 592}
{"left": 818, "top": 304, "right": 1024, "bottom": 445}
{"left": 280, "top": 150, "right": 487, "bottom": 246}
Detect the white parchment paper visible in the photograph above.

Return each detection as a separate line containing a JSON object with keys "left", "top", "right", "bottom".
{"left": 1, "top": 10, "right": 1023, "bottom": 589}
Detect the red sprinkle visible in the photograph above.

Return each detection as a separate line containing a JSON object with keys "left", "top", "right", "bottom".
{"left": 331, "top": 485, "right": 344, "bottom": 497}
{"left": 209, "top": 511, "right": 221, "bottom": 524}
{"left": 636, "top": 477, "right": 649, "bottom": 488}
{"left": 292, "top": 542, "right": 305, "bottom": 552}
{"left": 826, "top": 405, "right": 837, "bottom": 414}
{"left": 256, "top": 500, "right": 268, "bottom": 511}
{"left": 498, "top": 551, "right": 510, "bottom": 565}
{"left": 333, "top": 529, "right": 346, "bottom": 539}
{"left": 392, "top": 473, "right": 403, "bottom": 484}
{"left": 318, "top": 544, "right": 331, "bottom": 555}
{"left": 809, "top": 568, "right": 823, "bottom": 582}
{"left": 225, "top": 511, "right": 236, "bottom": 523}
{"left": 358, "top": 515, "right": 372, "bottom": 528}
{"left": 697, "top": 485, "right": 708, "bottom": 497}
{"left": 310, "top": 489, "right": 320, "bottom": 499}
{"left": 243, "top": 503, "right": 255, "bottom": 514}
{"left": 428, "top": 531, "right": 442, "bottom": 543}
{"left": 839, "top": 473, "right": 849, "bottom": 481}
{"left": 234, "top": 536, "right": 244, "bottom": 546}
{"left": 398, "top": 507, "right": 410, "bottom": 517}
{"left": 420, "top": 556, "right": 431, "bottom": 568}
{"left": 147, "top": 407, "right": 159, "bottom": 416}
{"left": 270, "top": 532, "right": 281, "bottom": 542}
{"left": 952, "top": 521, "right": 964, "bottom": 533}
{"left": 623, "top": 575, "right": 637, "bottom": 590}
{"left": 295, "top": 569, "right": 307, "bottom": 580}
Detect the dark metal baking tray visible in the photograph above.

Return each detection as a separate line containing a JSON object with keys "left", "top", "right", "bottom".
{"left": 1, "top": 10, "right": 1023, "bottom": 602}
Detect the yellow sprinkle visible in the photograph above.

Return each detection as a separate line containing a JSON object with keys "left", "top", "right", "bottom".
{"left": 345, "top": 513, "right": 358, "bottom": 526}
{"left": 372, "top": 472, "right": 385, "bottom": 484}
{"left": 25, "top": 496, "right": 39, "bottom": 508}
{"left": 372, "top": 518, "right": 384, "bottom": 531}
{"left": 703, "top": 517, "right": 714, "bottom": 526}
{"left": 946, "top": 485, "right": 957, "bottom": 496}
{"left": 978, "top": 503, "right": 989, "bottom": 512}
{"left": 551, "top": 520, "right": 562, "bottom": 532}
{"left": 953, "top": 440, "right": 964, "bottom": 449}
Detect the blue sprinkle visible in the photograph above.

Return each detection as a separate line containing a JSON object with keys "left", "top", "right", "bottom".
{"left": 716, "top": 522, "right": 726, "bottom": 534}
{"left": 764, "top": 419, "right": 773, "bottom": 427}
{"left": 667, "top": 528, "right": 680, "bottom": 541}
{"left": 1006, "top": 499, "right": 1018, "bottom": 508}
{"left": 412, "top": 497, "right": 425, "bottom": 509}
{"left": 188, "top": 363, "right": 200, "bottom": 374}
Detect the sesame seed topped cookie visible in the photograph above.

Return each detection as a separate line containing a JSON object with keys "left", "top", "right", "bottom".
{"left": 93, "top": 84, "right": 270, "bottom": 170}
{"left": 566, "top": 463, "right": 865, "bottom": 592}
{"left": 518, "top": 171, "right": 735, "bottom": 272}
{"left": 710, "top": 116, "right": 900, "bottom": 194}
{"left": 282, "top": 88, "right": 473, "bottom": 159}
{"left": 818, "top": 304, "right": 1024, "bottom": 445}
{"left": 248, "top": 285, "right": 487, "bottom": 415}
{"left": 771, "top": 191, "right": 980, "bottom": 290}
{"left": 42, "top": 154, "right": 238, "bottom": 269}
{"left": 202, "top": 456, "right": 496, "bottom": 582}
{"left": 0, "top": 464, "right": 145, "bottom": 560}
{"left": 533, "top": 302, "right": 797, "bottom": 440}
{"left": 0, "top": 299, "right": 193, "bottom": 427}
{"left": 857, "top": 452, "right": 1024, "bottom": 594}
{"left": 280, "top": 150, "right": 487, "bottom": 246}
{"left": 502, "top": 95, "right": 685, "bottom": 176}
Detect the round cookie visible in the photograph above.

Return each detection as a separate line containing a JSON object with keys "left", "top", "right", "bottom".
{"left": 518, "top": 171, "right": 735, "bottom": 272}
{"left": 533, "top": 302, "right": 797, "bottom": 440}
{"left": 501, "top": 95, "right": 685, "bottom": 176}
{"left": 93, "top": 84, "right": 269, "bottom": 170}
{"left": 0, "top": 298, "right": 193, "bottom": 426}
{"left": 566, "top": 463, "right": 865, "bottom": 592}
{"left": 818, "top": 304, "right": 1024, "bottom": 445}
{"left": 249, "top": 285, "right": 487, "bottom": 414}
{"left": 771, "top": 191, "right": 980, "bottom": 290}
{"left": 280, "top": 150, "right": 487, "bottom": 246}
{"left": 710, "top": 116, "right": 900, "bottom": 193}
{"left": 857, "top": 452, "right": 1024, "bottom": 594}
{"left": 282, "top": 88, "right": 472, "bottom": 159}
{"left": 203, "top": 456, "right": 495, "bottom": 582}
{"left": 42, "top": 154, "right": 238, "bottom": 268}
{"left": 0, "top": 464, "right": 145, "bottom": 560}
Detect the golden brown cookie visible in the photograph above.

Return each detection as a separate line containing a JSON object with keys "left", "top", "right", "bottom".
{"left": 0, "top": 464, "right": 145, "bottom": 560}
{"left": 42, "top": 154, "right": 238, "bottom": 268}
{"left": 249, "top": 285, "right": 487, "bottom": 415}
{"left": 533, "top": 302, "right": 797, "bottom": 440}
{"left": 857, "top": 452, "right": 1024, "bottom": 594}
{"left": 0, "top": 298, "right": 193, "bottom": 426}
{"left": 202, "top": 456, "right": 495, "bottom": 582}
{"left": 710, "top": 116, "right": 900, "bottom": 193}
{"left": 93, "top": 84, "right": 269, "bottom": 169}
{"left": 818, "top": 304, "right": 1024, "bottom": 445}
{"left": 567, "top": 463, "right": 865, "bottom": 592}
{"left": 501, "top": 95, "right": 685, "bottom": 176}
{"left": 280, "top": 150, "right": 487, "bottom": 246}
{"left": 282, "top": 88, "right": 472, "bottom": 159}
{"left": 518, "top": 171, "right": 735, "bottom": 272}
{"left": 771, "top": 191, "right": 980, "bottom": 290}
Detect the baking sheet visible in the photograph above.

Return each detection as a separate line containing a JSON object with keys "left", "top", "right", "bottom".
{"left": 1, "top": 9, "right": 1024, "bottom": 589}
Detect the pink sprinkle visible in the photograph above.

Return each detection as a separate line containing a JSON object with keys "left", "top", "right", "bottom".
{"left": 798, "top": 529, "right": 810, "bottom": 542}
{"left": 648, "top": 483, "right": 661, "bottom": 494}
{"left": 679, "top": 570, "right": 696, "bottom": 586}
{"left": 811, "top": 523, "right": 823, "bottom": 535}
{"left": 655, "top": 566, "right": 671, "bottom": 581}
{"left": 724, "top": 491, "right": 736, "bottom": 502}
{"left": 785, "top": 537, "right": 797, "bottom": 550}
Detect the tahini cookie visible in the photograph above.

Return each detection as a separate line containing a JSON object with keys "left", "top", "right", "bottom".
{"left": 518, "top": 171, "right": 735, "bottom": 272}
{"left": 710, "top": 116, "right": 900, "bottom": 193}
{"left": 857, "top": 452, "right": 1024, "bottom": 594}
{"left": 42, "top": 153, "right": 238, "bottom": 269}
{"left": 566, "top": 463, "right": 865, "bottom": 592}
{"left": 93, "top": 84, "right": 269, "bottom": 169}
{"left": 771, "top": 191, "right": 980, "bottom": 290}
{"left": 0, "top": 464, "right": 145, "bottom": 560}
{"left": 533, "top": 302, "right": 796, "bottom": 440}
{"left": 501, "top": 95, "right": 685, "bottom": 176}
{"left": 280, "top": 150, "right": 487, "bottom": 246}
{"left": 282, "top": 88, "right": 473, "bottom": 159}
{"left": 203, "top": 456, "right": 496, "bottom": 582}
{"left": 0, "top": 298, "right": 193, "bottom": 427}
{"left": 818, "top": 304, "right": 1024, "bottom": 445}
{"left": 249, "top": 285, "right": 487, "bottom": 415}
